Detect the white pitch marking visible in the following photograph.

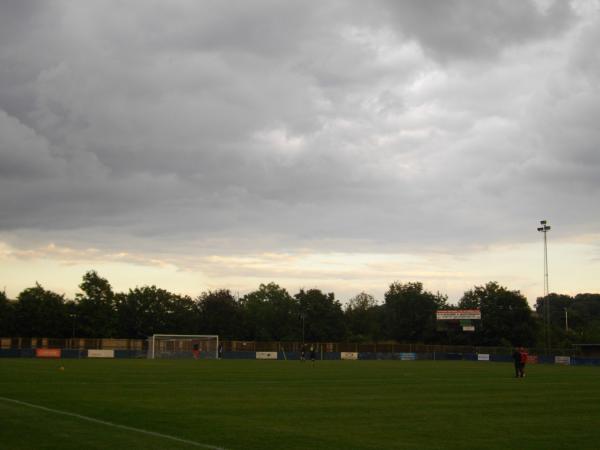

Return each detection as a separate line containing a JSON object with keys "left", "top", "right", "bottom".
{"left": 0, "top": 396, "right": 226, "bottom": 450}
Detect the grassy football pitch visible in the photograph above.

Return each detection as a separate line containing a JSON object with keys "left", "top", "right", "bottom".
{"left": 1, "top": 359, "right": 600, "bottom": 450}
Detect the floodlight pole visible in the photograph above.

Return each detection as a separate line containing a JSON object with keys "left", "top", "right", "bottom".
{"left": 537, "top": 220, "right": 551, "bottom": 353}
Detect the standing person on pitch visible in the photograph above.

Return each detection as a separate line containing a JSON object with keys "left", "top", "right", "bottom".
{"left": 519, "top": 347, "right": 528, "bottom": 377}
{"left": 512, "top": 347, "right": 521, "bottom": 378}
{"left": 310, "top": 344, "right": 316, "bottom": 364}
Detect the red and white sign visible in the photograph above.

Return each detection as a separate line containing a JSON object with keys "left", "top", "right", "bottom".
{"left": 436, "top": 309, "right": 481, "bottom": 320}
{"left": 36, "top": 348, "right": 61, "bottom": 358}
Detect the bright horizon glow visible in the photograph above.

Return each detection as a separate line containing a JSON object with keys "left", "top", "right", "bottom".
{"left": 2, "top": 234, "right": 599, "bottom": 306}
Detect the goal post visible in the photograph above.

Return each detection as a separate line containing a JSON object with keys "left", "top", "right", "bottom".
{"left": 148, "top": 334, "right": 219, "bottom": 359}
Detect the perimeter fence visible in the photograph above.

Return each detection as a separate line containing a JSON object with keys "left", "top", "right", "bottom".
{"left": 0, "top": 336, "right": 588, "bottom": 360}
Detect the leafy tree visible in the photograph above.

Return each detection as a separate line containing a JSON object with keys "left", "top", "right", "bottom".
{"left": 384, "top": 282, "right": 446, "bottom": 343}
{"left": 535, "top": 293, "right": 573, "bottom": 327}
{"left": 116, "top": 286, "right": 183, "bottom": 338}
{"left": 75, "top": 271, "right": 117, "bottom": 338}
{"left": 13, "top": 284, "right": 70, "bottom": 337}
{"left": 240, "top": 283, "right": 297, "bottom": 341}
{"left": 64, "top": 299, "right": 79, "bottom": 338}
{"left": 0, "top": 290, "right": 15, "bottom": 336}
{"left": 534, "top": 293, "right": 573, "bottom": 348}
{"left": 295, "top": 289, "right": 345, "bottom": 342}
{"left": 535, "top": 293, "right": 600, "bottom": 347}
{"left": 164, "top": 294, "right": 199, "bottom": 334}
{"left": 460, "top": 282, "right": 536, "bottom": 346}
{"left": 196, "top": 290, "right": 242, "bottom": 338}
{"left": 570, "top": 293, "right": 600, "bottom": 333}
{"left": 344, "top": 292, "right": 382, "bottom": 342}
{"left": 579, "top": 320, "right": 600, "bottom": 343}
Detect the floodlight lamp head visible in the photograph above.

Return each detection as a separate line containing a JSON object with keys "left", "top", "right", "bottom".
{"left": 541, "top": 220, "right": 547, "bottom": 225}
{"left": 537, "top": 227, "right": 543, "bottom": 231}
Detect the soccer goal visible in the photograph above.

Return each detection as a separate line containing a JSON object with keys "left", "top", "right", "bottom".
{"left": 148, "top": 334, "right": 219, "bottom": 359}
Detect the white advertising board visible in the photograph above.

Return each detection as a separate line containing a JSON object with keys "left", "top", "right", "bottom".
{"left": 555, "top": 356, "right": 571, "bottom": 365}
{"left": 256, "top": 351, "right": 277, "bottom": 360}
{"left": 87, "top": 349, "right": 115, "bottom": 358}
{"left": 341, "top": 352, "right": 358, "bottom": 360}
{"left": 399, "top": 352, "right": 416, "bottom": 360}
{"left": 477, "top": 354, "right": 490, "bottom": 361}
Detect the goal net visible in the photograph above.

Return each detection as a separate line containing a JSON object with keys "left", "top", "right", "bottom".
{"left": 148, "top": 334, "right": 219, "bottom": 359}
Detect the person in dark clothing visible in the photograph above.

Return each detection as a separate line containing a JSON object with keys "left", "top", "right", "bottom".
{"left": 512, "top": 347, "right": 522, "bottom": 378}
{"left": 519, "top": 348, "right": 528, "bottom": 377}
{"left": 310, "top": 344, "right": 316, "bottom": 362}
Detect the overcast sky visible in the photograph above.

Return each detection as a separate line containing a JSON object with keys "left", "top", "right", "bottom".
{"left": 1, "top": 0, "right": 599, "bottom": 304}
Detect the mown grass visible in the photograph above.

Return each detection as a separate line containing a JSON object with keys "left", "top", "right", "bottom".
{"left": 1, "top": 359, "right": 599, "bottom": 449}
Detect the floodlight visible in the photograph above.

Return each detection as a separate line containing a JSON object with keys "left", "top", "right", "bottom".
{"left": 537, "top": 219, "right": 551, "bottom": 354}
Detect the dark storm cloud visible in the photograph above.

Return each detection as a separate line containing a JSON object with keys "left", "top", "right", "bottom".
{"left": 380, "top": 0, "right": 575, "bottom": 61}
{"left": 1, "top": 0, "right": 599, "bottom": 258}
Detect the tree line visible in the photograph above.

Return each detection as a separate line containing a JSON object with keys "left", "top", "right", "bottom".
{"left": 1, "top": 270, "right": 599, "bottom": 348}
